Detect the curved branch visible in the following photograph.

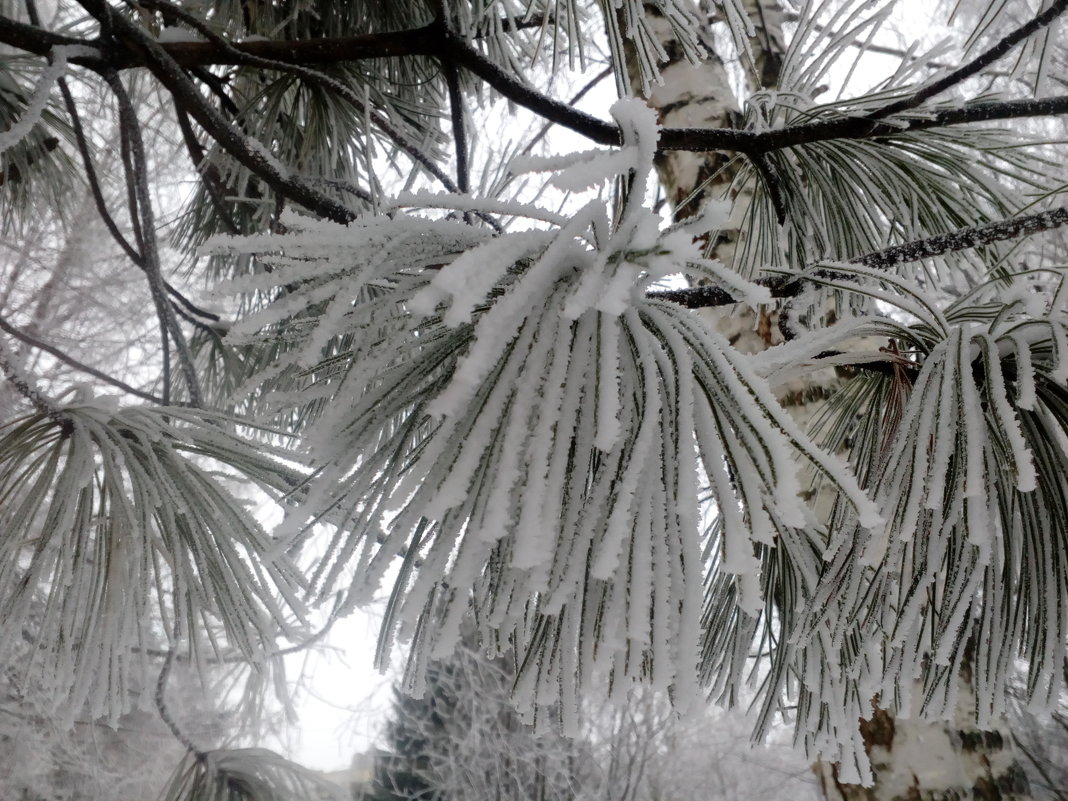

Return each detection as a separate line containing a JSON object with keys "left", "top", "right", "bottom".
{"left": 75, "top": 0, "right": 360, "bottom": 224}
{"left": 132, "top": 0, "right": 463, "bottom": 196}
{"left": 0, "top": 313, "right": 163, "bottom": 402}
{"left": 8, "top": 13, "right": 1068, "bottom": 159}
{"left": 870, "top": 0, "right": 1068, "bottom": 121}
{"left": 104, "top": 69, "right": 202, "bottom": 406}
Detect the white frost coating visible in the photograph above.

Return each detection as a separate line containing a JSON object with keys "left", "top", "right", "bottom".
{"left": 511, "top": 311, "right": 573, "bottom": 571}
{"left": 551, "top": 148, "right": 641, "bottom": 192}
{"left": 0, "top": 48, "right": 66, "bottom": 155}
{"left": 714, "top": 318, "right": 880, "bottom": 530}
{"left": 409, "top": 230, "right": 550, "bottom": 324}
{"left": 593, "top": 315, "right": 622, "bottom": 452}
{"left": 1051, "top": 317, "right": 1068, "bottom": 385}
{"left": 978, "top": 333, "right": 1036, "bottom": 492}
{"left": 391, "top": 190, "right": 569, "bottom": 226}
{"left": 958, "top": 330, "right": 986, "bottom": 500}
{"left": 1009, "top": 331, "right": 1037, "bottom": 410}
{"left": 209, "top": 98, "right": 930, "bottom": 745}
{"left": 427, "top": 204, "right": 600, "bottom": 421}
{"left": 596, "top": 263, "right": 641, "bottom": 317}
{"left": 925, "top": 337, "right": 957, "bottom": 511}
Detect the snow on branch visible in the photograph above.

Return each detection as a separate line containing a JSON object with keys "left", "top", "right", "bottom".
{"left": 0, "top": 46, "right": 67, "bottom": 155}
{"left": 210, "top": 100, "right": 880, "bottom": 726}
{"left": 771, "top": 276, "right": 1068, "bottom": 780}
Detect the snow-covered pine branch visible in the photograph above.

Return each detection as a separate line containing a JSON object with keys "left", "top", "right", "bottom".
{"left": 211, "top": 100, "right": 880, "bottom": 728}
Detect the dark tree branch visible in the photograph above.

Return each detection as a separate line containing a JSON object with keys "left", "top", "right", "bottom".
{"left": 172, "top": 101, "right": 239, "bottom": 235}
{"left": 745, "top": 151, "right": 787, "bottom": 225}
{"left": 104, "top": 68, "right": 202, "bottom": 406}
{"left": 443, "top": 30, "right": 622, "bottom": 144}
{"left": 649, "top": 206, "right": 1068, "bottom": 308}
{"left": 869, "top": 0, "right": 1068, "bottom": 121}
{"left": 855, "top": 206, "right": 1068, "bottom": 270}
{"left": 74, "top": 0, "right": 360, "bottom": 225}
{"left": 5, "top": 13, "right": 1068, "bottom": 161}
{"left": 655, "top": 95, "right": 1068, "bottom": 153}
{"left": 0, "top": 14, "right": 94, "bottom": 57}
{"left": 61, "top": 76, "right": 223, "bottom": 324}
{"left": 445, "top": 60, "right": 470, "bottom": 195}
{"left": 0, "top": 313, "right": 163, "bottom": 402}
{"left": 58, "top": 76, "right": 144, "bottom": 264}
{"left": 188, "top": 66, "right": 240, "bottom": 117}
{"left": 134, "top": 0, "right": 464, "bottom": 196}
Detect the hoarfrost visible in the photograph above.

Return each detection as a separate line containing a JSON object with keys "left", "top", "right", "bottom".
{"left": 212, "top": 98, "right": 887, "bottom": 756}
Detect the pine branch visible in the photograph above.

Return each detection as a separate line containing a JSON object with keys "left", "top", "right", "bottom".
{"left": 5, "top": 14, "right": 1068, "bottom": 160}
{"left": 0, "top": 135, "right": 59, "bottom": 186}
{"left": 172, "top": 101, "right": 240, "bottom": 235}
{"left": 0, "top": 336, "right": 71, "bottom": 431}
{"left": 73, "top": 0, "right": 361, "bottom": 225}
{"left": 869, "top": 0, "right": 1068, "bottom": 120}
{"left": 650, "top": 206, "right": 1068, "bottom": 308}
{"left": 138, "top": 0, "right": 464, "bottom": 196}
{"left": 58, "top": 75, "right": 143, "bottom": 263}
{"left": 856, "top": 206, "right": 1068, "bottom": 270}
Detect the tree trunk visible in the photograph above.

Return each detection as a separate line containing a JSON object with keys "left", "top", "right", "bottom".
{"left": 813, "top": 699, "right": 1029, "bottom": 801}
{"left": 618, "top": 2, "right": 1034, "bottom": 797}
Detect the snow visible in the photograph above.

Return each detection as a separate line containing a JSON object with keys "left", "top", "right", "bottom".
{"left": 0, "top": 48, "right": 66, "bottom": 155}
{"left": 197, "top": 86, "right": 1068, "bottom": 787}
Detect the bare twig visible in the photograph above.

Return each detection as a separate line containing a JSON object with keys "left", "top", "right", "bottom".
{"left": 870, "top": 0, "right": 1068, "bottom": 120}
{"left": 445, "top": 60, "right": 469, "bottom": 195}
{"left": 172, "top": 101, "right": 239, "bottom": 235}
{"left": 0, "top": 314, "right": 163, "bottom": 402}
{"left": 104, "top": 69, "right": 202, "bottom": 406}
{"left": 155, "top": 644, "right": 207, "bottom": 760}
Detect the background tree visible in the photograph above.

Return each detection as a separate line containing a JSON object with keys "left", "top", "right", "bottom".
{"left": 2, "top": 1, "right": 1068, "bottom": 799}
{"left": 367, "top": 630, "right": 581, "bottom": 801}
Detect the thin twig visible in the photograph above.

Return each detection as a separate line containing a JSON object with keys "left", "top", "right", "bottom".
{"left": 870, "top": 0, "right": 1068, "bottom": 121}
{"left": 0, "top": 314, "right": 163, "bottom": 402}
{"left": 155, "top": 644, "right": 207, "bottom": 760}
{"left": 104, "top": 69, "right": 202, "bottom": 406}
{"left": 444, "top": 60, "right": 469, "bottom": 195}
{"left": 172, "top": 101, "right": 239, "bottom": 235}
{"left": 745, "top": 151, "right": 787, "bottom": 225}
{"left": 130, "top": 0, "right": 463, "bottom": 196}
{"left": 6, "top": 14, "right": 1068, "bottom": 158}
{"left": 59, "top": 70, "right": 223, "bottom": 319}
{"left": 57, "top": 68, "right": 143, "bottom": 264}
